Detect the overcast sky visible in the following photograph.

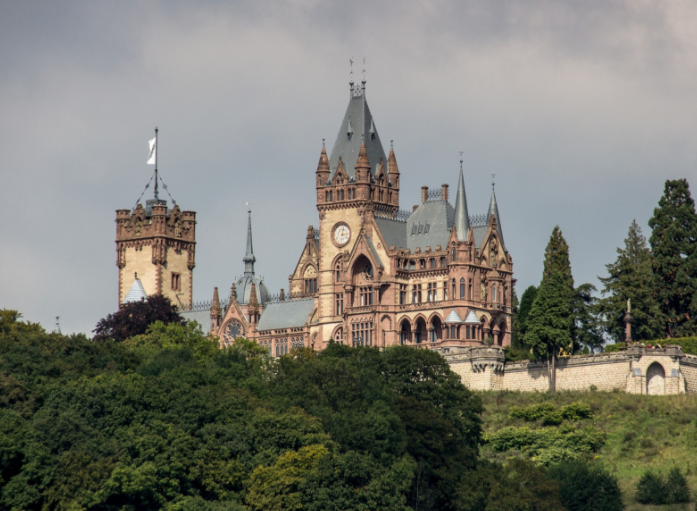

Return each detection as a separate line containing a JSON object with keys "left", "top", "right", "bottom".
{"left": 2, "top": 1, "right": 696, "bottom": 335}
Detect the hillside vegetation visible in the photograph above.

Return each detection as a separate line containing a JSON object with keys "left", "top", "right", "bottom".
{"left": 479, "top": 390, "right": 697, "bottom": 510}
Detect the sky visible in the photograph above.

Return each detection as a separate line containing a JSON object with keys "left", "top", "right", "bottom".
{"left": 1, "top": 0, "right": 697, "bottom": 335}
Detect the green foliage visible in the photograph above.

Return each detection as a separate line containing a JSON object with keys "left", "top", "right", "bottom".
{"left": 666, "top": 466, "right": 691, "bottom": 504}
{"left": 635, "top": 470, "right": 670, "bottom": 505}
{"left": 542, "top": 226, "right": 574, "bottom": 291}
{"left": 516, "top": 286, "right": 539, "bottom": 342}
{"left": 484, "top": 425, "right": 606, "bottom": 464}
{"left": 546, "top": 460, "right": 623, "bottom": 511}
{"left": 455, "top": 458, "right": 564, "bottom": 511}
{"left": 126, "top": 321, "right": 219, "bottom": 362}
{"left": 524, "top": 273, "right": 572, "bottom": 359}
{"left": 603, "top": 343, "right": 625, "bottom": 352}
{"left": 598, "top": 220, "right": 664, "bottom": 343}
{"left": 503, "top": 345, "right": 532, "bottom": 362}
{"left": 571, "top": 283, "right": 603, "bottom": 354}
{"left": 649, "top": 178, "right": 697, "bottom": 337}
{"left": 93, "top": 294, "right": 185, "bottom": 342}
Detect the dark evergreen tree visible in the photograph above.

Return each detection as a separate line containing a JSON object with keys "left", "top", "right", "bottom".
{"left": 93, "top": 294, "right": 185, "bottom": 342}
{"left": 649, "top": 179, "right": 697, "bottom": 337}
{"left": 524, "top": 273, "right": 572, "bottom": 392}
{"left": 543, "top": 226, "right": 574, "bottom": 291}
{"left": 546, "top": 460, "right": 623, "bottom": 511}
{"left": 598, "top": 220, "right": 664, "bottom": 343}
{"left": 516, "top": 285, "right": 538, "bottom": 342}
{"left": 571, "top": 283, "right": 604, "bottom": 353}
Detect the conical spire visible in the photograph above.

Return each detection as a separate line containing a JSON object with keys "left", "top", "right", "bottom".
{"left": 355, "top": 142, "right": 371, "bottom": 181}
{"left": 316, "top": 144, "right": 330, "bottom": 174}
{"left": 453, "top": 163, "right": 470, "bottom": 242}
{"left": 243, "top": 210, "right": 256, "bottom": 275}
{"left": 387, "top": 144, "right": 399, "bottom": 176}
{"left": 211, "top": 287, "right": 221, "bottom": 314}
{"left": 488, "top": 186, "right": 506, "bottom": 250}
{"left": 248, "top": 281, "right": 259, "bottom": 310}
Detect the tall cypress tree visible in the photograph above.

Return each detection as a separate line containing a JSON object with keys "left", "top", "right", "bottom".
{"left": 515, "top": 285, "right": 538, "bottom": 344}
{"left": 598, "top": 220, "right": 663, "bottom": 343}
{"left": 524, "top": 272, "right": 572, "bottom": 391}
{"left": 649, "top": 179, "right": 697, "bottom": 337}
{"left": 543, "top": 226, "right": 574, "bottom": 291}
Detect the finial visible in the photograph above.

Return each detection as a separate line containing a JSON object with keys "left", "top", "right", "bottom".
{"left": 390, "top": 139, "right": 393, "bottom": 149}
{"left": 459, "top": 150, "right": 463, "bottom": 171}
{"left": 322, "top": 138, "right": 325, "bottom": 149}
{"left": 492, "top": 173, "right": 496, "bottom": 190}
{"left": 134, "top": 272, "right": 138, "bottom": 279}
{"left": 246, "top": 201, "right": 252, "bottom": 213}
{"left": 349, "top": 57, "right": 354, "bottom": 84}
{"left": 55, "top": 316, "right": 61, "bottom": 335}
{"left": 362, "top": 56, "right": 366, "bottom": 83}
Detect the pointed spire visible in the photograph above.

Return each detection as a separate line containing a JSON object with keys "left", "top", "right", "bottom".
{"left": 230, "top": 283, "right": 238, "bottom": 304}
{"left": 453, "top": 159, "right": 470, "bottom": 242}
{"left": 355, "top": 142, "right": 371, "bottom": 177}
{"left": 211, "top": 287, "right": 221, "bottom": 314}
{"left": 248, "top": 281, "right": 259, "bottom": 310}
{"left": 243, "top": 209, "right": 256, "bottom": 275}
{"left": 316, "top": 144, "right": 330, "bottom": 174}
{"left": 388, "top": 143, "right": 399, "bottom": 176}
{"left": 487, "top": 186, "right": 506, "bottom": 250}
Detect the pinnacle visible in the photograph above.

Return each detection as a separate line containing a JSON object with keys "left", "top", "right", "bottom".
{"left": 356, "top": 142, "right": 370, "bottom": 170}
{"left": 212, "top": 287, "right": 221, "bottom": 310}
{"left": 388, "top": 146, "right": 399, "bottom": 174}
{"left": 316, "top": 145, "right": 329, "bottom": 174}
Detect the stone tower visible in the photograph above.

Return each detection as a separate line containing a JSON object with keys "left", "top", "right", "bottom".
{"left": 115, "top": 196, "right": 197, "bottom": 308}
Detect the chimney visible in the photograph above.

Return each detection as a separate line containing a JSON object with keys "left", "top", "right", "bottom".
{"left": 442, "top": 184, "right": 449, "bottom": 202}
{"left": 413, "top": 205, "right": 419, "bottom": 212}
{"left": 280, "top": 288, "right": 285, "bottom": 301}
{"left": 421, "top": 186, "right": 428, "bottom": 203}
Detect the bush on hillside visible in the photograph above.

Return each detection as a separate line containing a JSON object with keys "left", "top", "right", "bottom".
{"left": 547, "top": 460, "right": 623, "bottom": 511}
{"left": 509, "top": 402, "right": 592, "bottom": 425}
{"left": 635, "top": 467, "right": 690, "bottom": 505}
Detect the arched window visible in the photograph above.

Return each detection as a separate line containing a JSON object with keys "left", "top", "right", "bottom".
{"left": 335, "top": 264, "right": 341, "bottom": 282}
{"left": 451, "top": 243, "right": 457, "bottom": 262}
{"left": 468, "top": 279, "right": 472, "bottom": 300}
{"left": 460, "top": 278, "right": 465, "bottom": 299}
{"left": 452, "top": 278, "right": 456, "bottom": 298}
{"left": 492, "top": 285, "right": 497, "bottom": 303}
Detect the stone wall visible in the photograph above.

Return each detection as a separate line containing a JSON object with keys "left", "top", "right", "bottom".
{"left": 439, "top": 344, "right": 694, "bottom": 395}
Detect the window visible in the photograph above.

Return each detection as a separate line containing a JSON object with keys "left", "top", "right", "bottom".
{"left": 460, "top": 278, "right": 465, "bottom": 299}
{"left": 260, "top": 340, "right": 272, "bottom": 356}
{"left": 468, "top": 279, "right": 472, "bottom": 300}
{"left": 430, "top": 329, "right": 437, "bottom": 343}
{"left": 450, "top": 325, "right": 457, "bottom": 339}
{"left": 420, "top": 259, "right": 426, "bottom": 269}
{"left": 443, "top": 281, "right": 448, "bottom": 300}
{"left": 452, "top": 279, "right": 456, "bottom": 299}
{"left": 275, "top": 338, "right": 288, "bottom": 357}
{"left": 466, "top": 325, "right": 471, "bottom": 339}
{"left": 430, "top": 258, "right": 436, "bottom": 268}
{"left": 336, "top": 293, "right": 344, "bottom": 315}
{"left": 412, "top": 284, "right": 422, "bottom": 304}
{"left": 492, "top": 285, "right": 497, "bottom": 303}
{"left": 440, "top": 257, "right": 447, "bottom": 267}
{"left": 451, "top": 243, "right": 457, "bottom": 262}
{"left": 427, "top": 283, "right": 437, "bottom": 302}
{"left": 335, "top": 264, "right": 341, "bottom": 282}
{"left": 359, "top": 287, "right": 373, "bottom": 306}
{"left": 171, "top": 273, "right": 181, "bottom": 291}
{"left": 399, "top": 284, "right": 407, "bottom": 305}
{"left": 305, "top": 278, "right": 317, "bottom": 295}
{"left": 352, "top": 322, "right": 373, "bottom": 346}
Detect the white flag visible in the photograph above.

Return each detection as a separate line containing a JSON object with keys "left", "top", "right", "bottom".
{"left": 147, "top": 137, "right": 157, "bottom": 165}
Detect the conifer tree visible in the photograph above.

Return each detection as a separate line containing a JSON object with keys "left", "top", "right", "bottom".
{"left": 543, "top": 226, "right": 574, "bottom": 291}
{"left": 524, "top": 272, "right": 572, "bottom": 391}
{"left": 517, "top": 285, "right": 539, "bottom": 339}
{"left": 598, "top": 220, "right": 663, "bottom": 343}
{"left": 649, "top": 179, "right": 697, "bottom": 337}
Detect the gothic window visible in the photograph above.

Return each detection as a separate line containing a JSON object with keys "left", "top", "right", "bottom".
{"left": 440, "top": 257, "right": 447, "bottom": 267}
{"left": 443, "top": 281, "right": 448, "bottom": 301}
{"left": 335, "top": 264, "right": 341, "bottom": 282}
{"left": 275, "top": 338, "right": 288, "bottom": 357}
{"left": 359, "top": 287, "right": 374, "bottom": 306}
{"left": 291, "top": 337, "right": 304, "bottom": 350}
{"left": 223, "top": 320, "right": 245, "bottom": 345}
{"left": 450, "top": 325, "right": 457, "bottom": 339}
{"left": 304, "top": 278, "right": 317, "bottom": 295}
{"left": 171, "top": 273, "right": 181, "bottom": 291}
{"left": 352, "top": 322, "right": 373, "bottom": 346}
{"left": 451, "top": 243, "right": 456, "bottom": 262}
{"left": 430, "top": 258, "right": 436, "bottom": 268}
{"left": 430, "top": 329, "right": 437, "bottom": 343}
{"left": 334, "top": 328, "right": 344, "bottom": 344}
{"left": 466, "top": 325, "right": 471, "bottom": 339}
{"left": 260, "top": 340, "right": 272, "bottom": 356}
{"left": 468, "top": 279, "right": 472, "bottom": 300}
{"left": 399, "top": 284, "right": 407, "bottom": 304}
{"left": 460, "top": 278, "right": 465, "bottom": 299}
{"left": 427, "top": 283, "right": 436, "bottom": 302}
{"left": 336, "top": 293, "right": 344, "bottom": 315}
{"left": 452, "top": 279, "right": 456, "bottom": 299}
{"left": 412, "top": 284, "right": 422, "bottom": 304}
{"left": 492, "top": 285, "right": 497, "bottom": 303}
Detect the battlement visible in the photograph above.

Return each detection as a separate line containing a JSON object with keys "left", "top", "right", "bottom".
{"left": 116, "top": 203, "right": 196, "bottom": 243}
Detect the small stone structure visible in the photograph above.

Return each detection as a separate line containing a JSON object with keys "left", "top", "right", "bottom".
{"left": 438, "top": 344, "right": 697, "bottom": 395}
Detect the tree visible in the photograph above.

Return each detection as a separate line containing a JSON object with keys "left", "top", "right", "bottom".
{"left": 543, "top": 226, "right": 574, "bottom": 291}
{"left": 524, "top": 273, "right": 572, "bottom": 392}
{"left": 649, "top": 179, "right": 697, "bottom": 337}
{"left": 571, "top": 284, "right": 603, "bottom": 353}
{"left": 93, "top": 294, "right": 185, "bottom": 342}
{"left": 516, "top": 286, "right": 539, "bottom": 343}
{"left": 546, "top": 460, "right": 623, "bottom": 511}
{"left": 598, "top": 220, "right": 663, "bottom": 343}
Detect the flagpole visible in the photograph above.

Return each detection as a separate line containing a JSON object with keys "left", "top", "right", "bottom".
{"left": 154, "top": 127, "right": 159, "bottom": 201}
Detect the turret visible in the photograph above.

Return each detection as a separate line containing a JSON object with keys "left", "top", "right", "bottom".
{"left": 316, "top": 142, "right": 330, "bottom": 189}
{"left": 355, "top": 142, "right": 371, "bottom": 200}
{"left": 453, "top": 162, "right": 470, "bottom": 242}
{"left": 210, "top": 287, "right": 222, "bottom": 333}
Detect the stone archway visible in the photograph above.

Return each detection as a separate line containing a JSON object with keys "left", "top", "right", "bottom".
{"left": 399, "top": 318, "right": 412, "bottom": 345}
{"left": 647, "top": 362, "right": 665, "bottom": 395}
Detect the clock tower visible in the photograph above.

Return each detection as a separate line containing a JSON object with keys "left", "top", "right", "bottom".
{"left": 314, "top": 79, "right": 400, "bottom": 343}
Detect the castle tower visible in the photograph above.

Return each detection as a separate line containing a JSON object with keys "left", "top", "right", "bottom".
{"left": 115, "top": 139, "right": 196, "bottom": 308}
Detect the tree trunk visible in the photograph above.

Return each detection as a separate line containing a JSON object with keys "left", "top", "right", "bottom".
{"left": 547, "top": 349, "right": 556, "bottom": 393}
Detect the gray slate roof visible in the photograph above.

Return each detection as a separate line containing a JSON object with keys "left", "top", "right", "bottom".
{"left": 444, "top": 309, "right": 463, "bottom": 324}
{"left": 257, "top": 298, "right": 315, "bottom": 332}
{"left": 406, "top": 201, "right": 455, "bottom": 252}
{"left": 122, "top": 278, "right": 147, "bottom": 303}
{"left": 464, "top": 310, "right": 481, "bottom": 324}
{"left": 180, "top": 309, "right": 211, "bottom": 328}
{"left": 329, "top": 86, "right": 387, "bottom": 180}
{"left": 364, "top": 235, "right": 383, "bottom": 267}
{"left": 374, "top": 216, "right": 407, "bottom": 250}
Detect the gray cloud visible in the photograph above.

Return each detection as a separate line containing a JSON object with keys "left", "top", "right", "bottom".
{"left": 1, "top": 0, "right": 696, "bottom": 334}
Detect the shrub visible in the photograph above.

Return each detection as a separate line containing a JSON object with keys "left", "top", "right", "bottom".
{"left": 560, "top": 402, "right": 593, "bottom": 421}
{"left": 636, "top": 470, "right": 669, "bottom": 505}
{"left": 604, "top": 343, "right": 626, "bottom": 353}
{"left": 510, "top": 403, "right": 557, "bottom": 422}
{"left": 666, "top": 467, "right": 691, "bottom": 504}
{"left": 509, "top": 402, "right": 591, "bottom": 425}
{"left": 547, "top": 460, "right": 623, "bottom": 511}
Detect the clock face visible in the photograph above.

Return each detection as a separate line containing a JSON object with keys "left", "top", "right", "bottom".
{"left": 334, "top": 224, "right": 351, "bottom": 246}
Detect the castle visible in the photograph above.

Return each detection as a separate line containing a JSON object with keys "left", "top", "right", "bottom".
{"left": 118, "top": 78, "right": 514, "bottom": 354}
{"left": 116, "top": 79, "right": 697, "bottom": 395}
